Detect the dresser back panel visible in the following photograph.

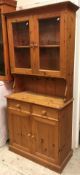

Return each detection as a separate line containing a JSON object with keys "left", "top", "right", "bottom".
{"left": 14, "top": 75, "right": 66, "bottom": 98}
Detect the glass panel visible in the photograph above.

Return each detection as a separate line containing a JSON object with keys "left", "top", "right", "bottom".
{"left": 0, "top": 16, "right": 5, "bottom": 75}
{"left": 40, "top": 48, "right": 60, "bottom": 70}
{"left": 12, "top": 21, "right": 31, "bottom": 69}
{"left": 12, "top": 21, "right": 30, "bottom": 46}
{"left": 39, "top": 17, "right": 60, "bottom": 71}
{"left": 15, "top": 48, "right": 30, "bottom": 68}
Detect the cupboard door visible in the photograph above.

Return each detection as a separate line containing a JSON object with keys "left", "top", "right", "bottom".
{"left": 7, "top": 17, "right": 34, "bottom": 75}
{"left": 32, "top": 115, "right": 59, "bottom": 163}
{"left": 8, "top": 108, "right": 32, "bottom": 152}
{"left": 34, "top": 13, "right": 66, "bottom": 78}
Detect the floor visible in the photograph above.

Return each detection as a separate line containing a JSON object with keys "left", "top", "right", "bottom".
{"left": 0, "top": 145, "right": 80, "bottom": 175}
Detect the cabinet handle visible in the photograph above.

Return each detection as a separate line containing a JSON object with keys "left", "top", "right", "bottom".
{"left": 16, "top": 104, "right": 21, "bottom": 108}
{"left": 27, "top": 133, "right": 31, "bottom": 137}
{"left": 41, "top": 110, "right": 47, "bottom": 116}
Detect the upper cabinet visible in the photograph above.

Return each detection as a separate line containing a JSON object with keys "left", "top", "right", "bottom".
{"left": 9, "top": 17, "right": 32, "bottom": 75}
{"left": 6, "top": 1, "right": 78, "bottom": 79}
{"left": 0, "top": 0, "right": 17, "bottom": 81}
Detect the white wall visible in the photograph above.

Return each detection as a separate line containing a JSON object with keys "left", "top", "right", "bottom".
{"left": 17, "top": 0, "right": 80, "bottom": 148}
{"left": 17, "top": 0, "right": 78, "bottom": 9}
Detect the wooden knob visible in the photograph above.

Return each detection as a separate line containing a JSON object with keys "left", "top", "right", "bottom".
{"left": 32, "top": 135, "right": 35, "bottom": 139}
{"left": 27, "top": 133, "right": 31, "bottom": 137}
{"left": 41, "top": 110, "right": 47, "bottom": 116}
{"left": 16, "top": 104, "right": 21, "bottom": 108}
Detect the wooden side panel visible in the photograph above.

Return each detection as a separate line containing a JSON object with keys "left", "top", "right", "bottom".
{"left": 58, "top": 103, "right": 72, "bottom": 164}
{"left": 64, "top": 10, "right": 76, "bottom": 100}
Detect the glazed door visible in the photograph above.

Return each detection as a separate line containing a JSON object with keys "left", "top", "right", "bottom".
{"left": 32, "top": 115, "right": 59, "bottom": 163}
{"left": 34, "top": 13, "right": 66, "bottom": 78}
{"left": 7, "top": 17, "right": 34, "bottom": 75}
{"left": 8, "top": 108, "right": 32, "bottom": 152}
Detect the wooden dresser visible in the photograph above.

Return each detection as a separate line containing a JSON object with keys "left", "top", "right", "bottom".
{"left": 0, "top": 0, "right": 17, "bottom": 81}
{"left": 6, "top": 1, "right": 78, "bottom": 173}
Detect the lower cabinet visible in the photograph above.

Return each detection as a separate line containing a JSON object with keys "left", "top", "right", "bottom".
{"left": 8, "top": 109, "right": 32, "bottom": 153}
{"left": 7, "top": 99, "right": 73, "bottom": 173}
{"left": 32, "top": 115, "right": 59, "bottom": 163}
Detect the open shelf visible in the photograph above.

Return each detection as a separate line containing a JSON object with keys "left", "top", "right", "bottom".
{"left": 39, "top": 44, "right": 60, "bottom": 48}
{"left": 14, "top": 45, "right": 30, "bottom": 48}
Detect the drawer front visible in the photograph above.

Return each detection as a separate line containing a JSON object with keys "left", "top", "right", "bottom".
{"left": 32, "top": 105, "right": 58, "bottom": 120}
{"left": 8, "top": 99, "right": 30, "bottom": 113}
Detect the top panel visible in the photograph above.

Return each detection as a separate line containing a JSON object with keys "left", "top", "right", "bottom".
{"left": 0, "top": 0, "right": 17, "bottom": 7}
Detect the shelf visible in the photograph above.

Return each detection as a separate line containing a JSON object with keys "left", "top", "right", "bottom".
{"left": 7, "top": 91, "right": 73, "bottom": 109}
{"left": 14, "top": 45, "right": 30, "bottom": 49}
{"left": 39, "top": 44, "right": 60, "bottom": 48}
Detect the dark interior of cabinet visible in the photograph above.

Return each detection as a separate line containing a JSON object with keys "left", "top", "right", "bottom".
{"left": 0, "top": 16, "right": 5, "bottom": 75}
{"left": 39, "top": 17, "right": 60, "bottom": 45}
{"left": 14, "top": 75, "right": 66, "bottom": 98}
{"left": 12, "top": 21, "right": 30, "bottom": 46}
{"left": 40, "top": 47, "right": 60, "bottom": 70}
{"left": 14, "top": 48, "right": 31, "bottom": 68}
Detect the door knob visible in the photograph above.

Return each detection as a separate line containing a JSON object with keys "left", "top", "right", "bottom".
{"left": 41, "top": 110, "right": 47, "bottom": 116}
{"left": 16, "top": 104, "right": 21, "bottom": 108}
{"left": 32, "top": 135, "right": 35, "bottom": 139}
{"left": 27, "top": 133, "right": 31, "bottom": 137}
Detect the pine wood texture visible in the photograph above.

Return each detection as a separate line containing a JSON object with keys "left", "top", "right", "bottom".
{"left": 7, "top": 91, "right": 73, "bottom": 109}
{"left": 6, "top": 1, "right": 78, "bottom": 173}
{"left": 7, "top": 93, "right": 73, "bottom": 173}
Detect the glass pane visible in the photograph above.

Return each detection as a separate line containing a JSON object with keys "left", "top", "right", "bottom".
{"left": 12, "top": 21, "right": 31, "bottom": 69}
{"left": 15, "top": 48, "right": 31, "bottom": 68}
{"left": 40, "top": 48, "right": 60, "bottom": 70}
{"left": 0, "top": 16, "right": 5, "bottom": 75}
{"left": 39, "top": 17, "right": 60, "bottom": 45}
{"left": 12, "top": 21, "right": 30, "bottom": 46}
{"left": 39, "top": 17, "right": 60, "bottom": 71}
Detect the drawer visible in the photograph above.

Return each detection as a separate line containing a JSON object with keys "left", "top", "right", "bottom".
{"left": 32, "top": 105, "right": 58, "bottom": 120}
{"left": 8, "top": 99, "right": 30, "bottom": 113}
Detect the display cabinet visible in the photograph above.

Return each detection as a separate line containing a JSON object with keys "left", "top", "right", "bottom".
{"left": 6, "top": 1, "right": 78, "bottom": 173}
{"left": 0, "top": 0, "right": 17, "bottom": 81}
